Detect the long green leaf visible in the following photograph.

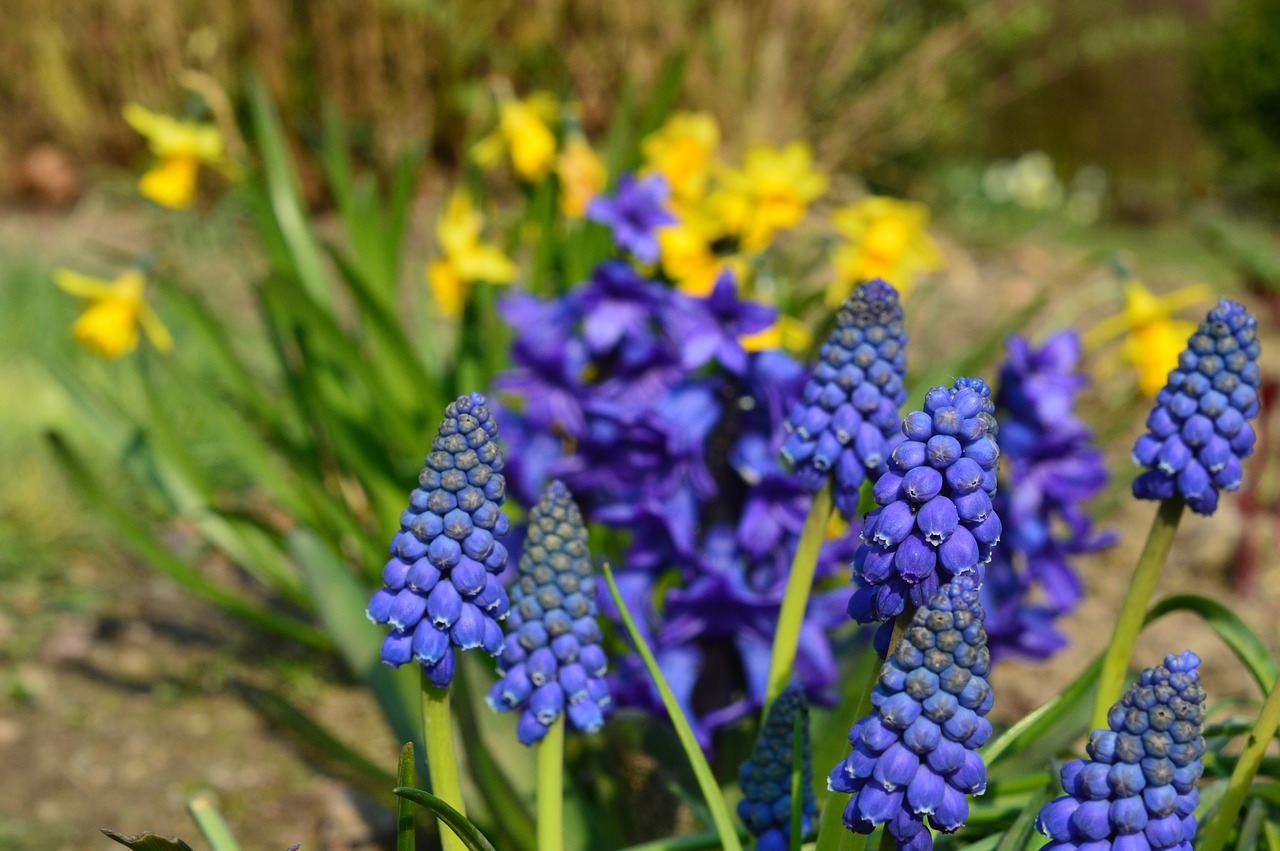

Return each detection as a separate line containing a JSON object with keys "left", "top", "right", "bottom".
{"left": 1146, "top": 595, "right": 1278, "bottom": 692}
{"left": 45, "top": 431, "right": 332, "bottom": 651}
{"left": 603, "top": 563, "right": 743, "bottom": 851}
{"left": 186, "top": 794, "right": 242, "bottom": 851}
{"left": 288, "top": 529, "right": 420, "bottom": 750}
{"left": 992, "top": 784, "right": 1054, "bottom": 851}
{"left": 246, "top": 74, "right": 332, "bottom": 308}
{"left": 393, "top": 787, "right": 498, "bottom": 851}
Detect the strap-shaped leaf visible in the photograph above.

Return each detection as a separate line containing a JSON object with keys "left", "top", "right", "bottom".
{"left": 393, "top": 786, "right": 497, "bottom": 851}
{"left": 101, "top": 830, "right": 195, "bottom": 851}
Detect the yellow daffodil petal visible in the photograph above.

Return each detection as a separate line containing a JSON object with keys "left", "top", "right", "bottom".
{"left": 557, "top": 135, "right": 607, "bottom": 218}
{"left": 53, "top": 269, "right": 119, "bottom": 299}
{"left": 641, "top": 111, "right": 720, "bottom": 202}
{"left": 71, "top": 299, "right": 141, "bottom": 358}
{"left": 740, "top": 315, "right": 813, "bottom": 354}
{"left": 123, "top": 103, "right": 226, "bottom": 160}
{"left": 1124, "top": 320, "right": 1195, "bottom": 398}
{"left": 454, "top": 244, "right": 518, "bottom": 284}
{"left": 436, "top": 190, "right": 485, "bottom": 256}
{"left": 137, "top": 303, "right": 174, "bottom": 353}
{"left": 500, "top": 98, "right": 557, "bottom": 181}
{"left": 138, "top": 155, "right": 200, "bottom": 209}
{"left": 826, "top": 196, "right": 941, "bottom": 304}
{"left": 427, "top": 259, "right": 467, "bottom": 319}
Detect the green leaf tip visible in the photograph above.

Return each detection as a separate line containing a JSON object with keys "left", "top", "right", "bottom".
{"left": 101, "top": 829, "right": 196, "bottom": 851}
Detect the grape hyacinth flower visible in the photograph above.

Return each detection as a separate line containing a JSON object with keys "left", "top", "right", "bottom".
{"left": 487, "top": 481, "right": 612, "bottom": 745}
{"left": 366, "top": 393, "right": 511, "bottom": 687}
{"left": 586, "top": 174, "right": 678, "bottom": 263}
{"left": 830, "top": 576, "right": 993, "bottom": 850}
{"left": 782, "top": 278, "right": 908, "bottom": 518}
{"left": 983, "top": 331, "right": 1113, "bottom": 661}
{"left": 1132, "top": 299, "right": 1260, "bottom": 515}
{"left": 738, "top": 686, "right": 817, "bottom": 851}
{"left": 849, "top": 378, "right": 1001, "bottom": 625}
{"left": 1037, "top": 652, "right": 1206, "bottom": 851}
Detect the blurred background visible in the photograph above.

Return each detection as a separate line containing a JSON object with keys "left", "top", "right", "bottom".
{"left": 2, "top": 0, "right": 1280, "bottom": 849}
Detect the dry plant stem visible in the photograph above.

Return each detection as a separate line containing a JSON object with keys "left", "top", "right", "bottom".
{"left": 764, "top": 478, "right": 835, "bottom": 716}
{"left": 1091, "top": 497, "right": 1185, "bottom": 729}
{"left": 815, "top": 607, "right": 915, "bottom": 851}
{"left": 1199, "top": 673, "right": 1280, "bottom": 851}
{"left": 537, "top": 717, "right": 565, "bottom": 851}
{"left": 422, "top": 671, "right": 468, "bottom": 851}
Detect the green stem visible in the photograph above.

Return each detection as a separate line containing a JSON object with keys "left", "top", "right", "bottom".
{"left": 816, "top": 610, "right": 913, "bottom": 851}
{"left": 1091, "top": 497, "right": 1184, "bottom": 728}
{"left": 423, "top": 672, "right": 468, "bottom": 851}
{"left": 1199, "top": 673, "right": 1280, "bottom": 851}
{"left": 764, "top": 479, "right": 835, "bottom": 713}
{"left": 186, "top": 793, "right": 243, "bottom": 851}
{"left": 397, "top": 744, "right": 416, "bottom": 851}
{"left": 537, "top": 717, "right": 565, "bottom": 851}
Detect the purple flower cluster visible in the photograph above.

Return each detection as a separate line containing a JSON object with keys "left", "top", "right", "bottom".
{"left": 738, "top": 686, "right": 817, "bottom": 851}
{"left": 366, "top": 393, "right": 511, "bottom": 687}
{"left": 1036, "top": 652, "right": 1205, "bottom": 851}
{"left": 488, "top": 481, "right": 611, "bottom": 745}
{"left": 586, "top": 174, "right": 677, "bottom": 263}
{"left": 782, "top": 278, "right": 908, "bottom": 518}
{"left": 830, "top": 576, "right": 993, "bottom": 851}
{"left": 982, "top": 332, "right": 1114, "bottom": 660}
{"left": 1132, "top": 299, "right": 1261, "bottom": 515}
{"left": 497, "top": 247, "right": 854, "bottom": 742}
{"left": 849, "top": 379, "right": 1001, "bottom": 625}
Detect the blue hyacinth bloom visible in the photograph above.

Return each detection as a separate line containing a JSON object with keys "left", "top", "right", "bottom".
{"left": 1132, "top": 299, "right": 1260, "bottom": 515}
{"left": 1036, "top": 652, "right": 1206, "bottom": 851}
{"left": 829, "top": 576, "right": 993, "bottom": 851}
{"left": 586, "top": 174, "right": 678, "bottom": 263}
{"left": 365, "top": 393, "right": 512, "bottom": 687}
{"left": 738, "top": 686, "right": 817, "bottom": 851}
{"left": 849, "top": 378, "right": 1001, "bottom": 624}
{"left": 487, "top": 481, "right": 612, "bottom": 745}
{"left": 781, "top": 278, "right": 908, "bottom": 519}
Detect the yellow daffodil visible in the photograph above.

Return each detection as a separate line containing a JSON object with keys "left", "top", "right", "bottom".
{"left": 427, "top": 190, "right": 517, "bottom": 318}
{"left": 53, "top": 268, "right": 173, "bottom": 359}
{"left": 473, "top": 93, "right": 559, "bottom": 182}
{"left": 739, "top": 314, "right": 812, "bottom": 354}
{"left": 713, "top": 142, "right": 827, "bottom": 252}
{"left": 641, "top": 111, "right": 720, "bottom": 202}
{"left": 827, "top": 197, "right": 942, "bottom": 306}
{"left": 122, "top": 103, "right": 236, "bottom": 209}
{"left": 1085, "top": 280, "right": 1214, "bottom": 397}
{"left": 557, "top": 134, "right": 607, "bottom": 218}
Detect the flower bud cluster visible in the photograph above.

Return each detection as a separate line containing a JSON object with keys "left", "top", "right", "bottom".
{"left": 487, "top": 481, "right": 612, "bottom": 745}
{"left": 738, "top": 686, "right": 817, "bottom": 851}
{"left": 366, "top": 393, "right": 511, "bottom": 687}
{"left": 849, "top": 379, "right": 1001, "bottom": 624}
{"left": 830, "top": 576, "right": 993, "bottom": 851}
{"left": 1132, "top": 299, "right": 1260, "bottom": 515}
{"left": 1037, "top": 652, "right": 1206, "bottom": 851}
{"left": 782, "top": 278, "right": 908, "bottom": 518}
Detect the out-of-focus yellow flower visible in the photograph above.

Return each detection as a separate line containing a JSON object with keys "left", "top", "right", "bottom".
{"left": 123, "top": 103, "right": 236, "bottom": 209}
{"left": 641, "top": 111, "right": 720, "bottom": 202}
{"left": 427, "top": 190, "right": 517, "bottom": 318}
{"left": 828, "top": 197, "right": 942, "bottom": 306}
{"left": 713, "top": 142, "right": 827, "bottom": 252}
{"left": 556, "top": 134, "right": 607, "bottom": 218}
{"left": 739, "top": 314, "right": 812, "bottom": 354}
{"left": 53, "top": 268, "right": 173, "bottom": 359}
{"left": 1085, "top": 280, "right": 1214, "bottom": 397}
{"left": 473, "top": 93, "right": 559, "bottom": 182}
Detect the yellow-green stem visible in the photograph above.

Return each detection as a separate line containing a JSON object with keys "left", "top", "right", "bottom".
{"left": 1091, "top": 497, "right": 1184, "bottom": 729}
{"left": 815, "top": 609, "right": 914, "bottom": 851}
{"left": 1199, "top": 673, "right": 1280, "bottom": 851}
{"left": 422, "top": 672, "right": 467, "bottom": 851}
{"left": 764, "top": 479, "right": 835, "bottom": 715}
{"left": 537, "top": 716, "right": 565, "bottom": 851}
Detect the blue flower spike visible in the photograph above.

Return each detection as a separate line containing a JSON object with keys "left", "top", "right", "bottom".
{"left": 487, "top": 480, "right": 612, "bottom": 745}
{"left": 782, "top": 278, "right": 909, "bottom": 519}
{"left": 1132, "top": 299, "right": 1260, "bottom": 515}
{"left": 849, "top": 378, "right": 1001, "bottom": 625}
{"left": 830, "top": 576, "right": 994, "bottom": 851}
{"left": 365, "top": 392, "right": 512, "bottom": 687}
{"left": 738, "top": 686, "right": 817, "bottom": 851}
{"left": 1037, "top": 651, "right": 1206, "bottom": 851}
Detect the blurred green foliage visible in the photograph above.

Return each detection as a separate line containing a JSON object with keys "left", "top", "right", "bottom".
{"left": 1194, "top": 0, "right": 1280, "bottom": 211}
